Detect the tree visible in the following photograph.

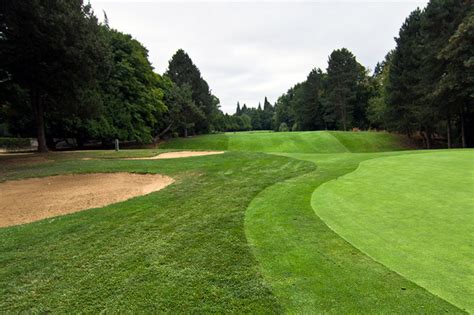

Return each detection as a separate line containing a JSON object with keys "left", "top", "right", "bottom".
{"left": 437, "top": 9, "right": 474, "bottom": 147}
{"left": 274, "top": 88, "right": 296, "bottom": 131}
{"left": 0, "top": 0, "right": 110, "bottom": 152}
{"left": 326, "top": 48, "right": 361, "bottom": 131}
{"left": 294, "top": 68, "right": 326, "bottom": 130}
{"left": 261, "top": 97, "right": 274, "bottom": 130}
{"left": 165, "top": 49, "right": 217, "bottom": 134}
{"left": 236, "top": 102, "right": 241, "bottom": 116}
{"left": 386, "top": 9, "right": 423, "bottom": 139}
{"left": 87, "top": 29, "right": 166, "bottom": 145}
{"left": 368, "top": 52, "right": 393, "bottom": 129}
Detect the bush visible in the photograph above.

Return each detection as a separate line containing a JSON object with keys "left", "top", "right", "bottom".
{"left": 278, "top": 122, "right": 289, "bottom": 132}
{"left": 0, "top": 137, "right": 31, "bottom": 149}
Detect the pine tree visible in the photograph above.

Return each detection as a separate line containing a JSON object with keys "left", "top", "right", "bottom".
{"left": 386, "top": 9, "right": 423, "bottom": 138}
{"left": 326, "top": 48, "right": 361, "bottom": 131}
{"left": 437, "top": 9, "right": 474, "bottom": 147}
{"left": 166, "top": 49, "right": 216, "bottom": 134}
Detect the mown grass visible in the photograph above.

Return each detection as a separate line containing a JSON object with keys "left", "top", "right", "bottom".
{"left": 312, "top": 150, "right": 474, "bottom": 313}
{"left": 246, "top": 151, "right": 464, "bottom": 313}
{"left": 328, "top": 130, "right": 410, "bottom": 152}
{"left": 161, "top": 130, "right": 409, "bottom": 153}
{"left": 1, "top": 132, "right": 469, "bottom": 313}
{"left": 0, "top": 151, "right": 314, "bottom": 312}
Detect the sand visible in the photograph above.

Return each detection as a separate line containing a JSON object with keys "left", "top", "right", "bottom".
{"left": 0, "top": 173, "right": 174, "bottom": 228}
{"left": 127, "top": 151, "right": 225, "bottom": 160}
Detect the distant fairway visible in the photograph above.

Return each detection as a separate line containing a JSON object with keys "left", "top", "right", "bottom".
{"left": 161, "top": 131, "right": 409, "bottom": 153}
{"left": 312, "top": 150, "right": 474, "bottom": 312}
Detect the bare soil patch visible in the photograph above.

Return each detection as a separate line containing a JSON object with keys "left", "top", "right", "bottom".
{"left": 0, "top": 173, "right": 174, "bottom": 227}
{"left": 128, "top": 151, "right": 225, "bottom": 160}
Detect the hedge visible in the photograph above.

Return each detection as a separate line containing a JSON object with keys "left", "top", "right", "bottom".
{"left": 0, "top": 137, "right": 32, "bottom": 149}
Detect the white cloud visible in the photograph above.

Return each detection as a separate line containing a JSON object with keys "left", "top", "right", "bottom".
{"left": 90, "top": 0, "right": 428, "bottom": 113}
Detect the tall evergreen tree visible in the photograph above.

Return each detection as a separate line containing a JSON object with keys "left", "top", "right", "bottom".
{"left": 326, "top": 48, "right": 361, "bottom": 131}
{"left": 166, "top": 49, "right": 216, "bottom": 134}
{"left": 236, "top": 102, "right": 241, "bottom": 116}
{"left": 386, "top": 9, "right": 423, "bottom": 138}
{"left": 436, "top": 9, "right": 474, "bottom": 147}
{"left": 296, "top": 68, "right": 326, "bottom": 130}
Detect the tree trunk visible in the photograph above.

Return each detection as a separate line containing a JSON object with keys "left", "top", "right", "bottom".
{"left": 446, "top": 114, "right": 451, "bottom": 149}
{"left": 460, "top": 105, "right": 466, "bottom": 148}
{"left": 32, "top": 89, "right": 48, "bottom": 153}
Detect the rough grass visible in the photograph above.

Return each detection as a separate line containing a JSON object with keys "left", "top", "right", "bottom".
{"left": 312, "top": 150, "right": 474, "bottom": 313}
{"left": 161, "top": 131, "right": 409, "bottom": 153}
{"left": 0, "top": 151, "right": 314, "bottom": 312}
{"left": 245, "top": 151, "right": 464, "bottom": 313}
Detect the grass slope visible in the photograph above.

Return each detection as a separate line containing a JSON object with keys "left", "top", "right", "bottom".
{"left": 161, "top": 130, "right": 408, "bottom": 153}
{"left": 245, "top": 151, "right": 463, "bottom": 313}
{"left": 311, "top": 150, "right": 474, "bottom": 313}
{"left": 0, "top": 151, "right": 314, "bottom": 312}
{"left": 328, "top": 131, "right": 409, "bottom": 152}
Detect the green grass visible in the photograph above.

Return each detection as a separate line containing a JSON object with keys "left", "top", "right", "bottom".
{"left": 245, "top": 151, "right": 464, "bottom": 313}
{"left": 0, "top": 151, "right": 314, "bottom": 312}
{"left": 0, "top": 132, "right": 470, "bottom": 313}
{"left": 311, "top": 150, "right": 474, "bottom": 313}
{"left": 161, "top": 130, "right": 409, "bottom": 153}
{"left": 328, "top": 130, "right": 410, "bottom": 152}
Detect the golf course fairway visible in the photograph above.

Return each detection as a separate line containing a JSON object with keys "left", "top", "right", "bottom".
{"left": 311, "top": 150, "right": 474, "bottom": 312}
{"left": 1, "top": 132, "right": 471, "bottom": 313}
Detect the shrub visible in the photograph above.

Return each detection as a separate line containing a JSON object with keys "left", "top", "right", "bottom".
{"left": 0, "top": 137, "right": 31, "bottom": 149}
{"left": 278, "top": 122, "right": 289, "bottom": 132}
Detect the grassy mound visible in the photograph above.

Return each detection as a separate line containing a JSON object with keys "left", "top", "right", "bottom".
{"left": 161, "top": 131, "right": 409, "bottom": 153}
{"left": 312, "top": 150, "right": 474, "bottom": 312}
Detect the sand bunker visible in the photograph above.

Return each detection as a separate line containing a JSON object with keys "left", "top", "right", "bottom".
{"left": 128, "top": 151, "right": 225, "bottom": 160}
{"left": 0, "top": 173, "right": 174, "bottom": 228}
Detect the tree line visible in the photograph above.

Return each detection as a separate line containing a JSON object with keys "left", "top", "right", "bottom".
{"left": 266, "top": 0, "right": 472, "bottom": 148}
{"left": 0, "top": 1, "right": 223, "bottom": 152}
{"left": 1, "top": 0, "right": 472, "bottom": 151}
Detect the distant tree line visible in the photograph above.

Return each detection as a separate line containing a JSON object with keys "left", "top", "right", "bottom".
{"left": 0, "top": 1, "right": 223, "bottom": 152}
{"left": 270, "top": 0, "right": 473, "bottom": 148}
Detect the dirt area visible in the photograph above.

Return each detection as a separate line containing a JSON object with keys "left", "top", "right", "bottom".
{"left": 128, "top": 151, "right": 225, "bottom": 160}
{"left": 0, "top": 173, "right": 174, "bottom": 228}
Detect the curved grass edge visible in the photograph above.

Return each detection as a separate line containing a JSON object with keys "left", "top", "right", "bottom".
{"left": 310, "top": 151, "right": 473, "bottom": 313}
{"left": 245, "top": 152, "right": 464, "bottom": 313}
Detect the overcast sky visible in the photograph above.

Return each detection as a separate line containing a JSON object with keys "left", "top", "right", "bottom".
{"left": 89, "top": 0, "right": 428, "bottom": 113}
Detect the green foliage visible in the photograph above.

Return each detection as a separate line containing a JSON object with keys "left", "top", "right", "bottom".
{"left": 0, "top": 0, "right": 110, "bottom": 151}
{"left": 165, "top": 49, "right": 218, "bottom": 134}
{"left": 278, "top": 122, "right": 289, "bottom": 132}
{"left": 367, "top": 52, "right": 392, "bottom": 129}
{"left": 326, "top": 48, "right": 367, "bottom": 131}
{"left": 273, "top": 49, "right": 370, "bottom": 133}
{"left": 0, "top": 137, "right": 31, "bottom": 149}
{"left": 87, "top": 29, "right": 166, "bottom": 144}
{"left": 384, "top": 1, "right": 473, "bottom": 147}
